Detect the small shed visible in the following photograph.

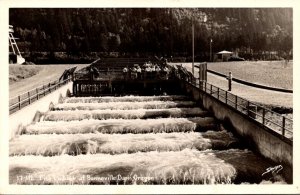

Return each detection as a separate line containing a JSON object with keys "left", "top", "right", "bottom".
{"left": 216, "top": 50, "right": 233, "bottom": 62}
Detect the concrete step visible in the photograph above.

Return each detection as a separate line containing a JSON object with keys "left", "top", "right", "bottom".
{"left": 64, "top": 95, "right": 191, "bottom": 103}
{"left": 10, "top": 131, "right": 239, "bottom": 156}
{"left": 42, "top": 108, "right": 210, "bottom": 121}
{"left": 23, "top": 117, "right": 217, "bottom": 135}
{"left": 54, "top": 101, "right": 197, "bottom": 111}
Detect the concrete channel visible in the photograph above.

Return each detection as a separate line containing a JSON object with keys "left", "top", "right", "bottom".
{"left": 9, "top": 80, "right": 292, "bottom": 184}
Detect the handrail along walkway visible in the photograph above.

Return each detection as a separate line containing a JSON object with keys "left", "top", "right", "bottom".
{"left": 9, "top": 78, "right": 72, "bottom": 114}
{"left": 184, "top": 77, "right": 293, "bottom": 140}
{"left": 176, "top": 67, "right": 292, "bottom": 140}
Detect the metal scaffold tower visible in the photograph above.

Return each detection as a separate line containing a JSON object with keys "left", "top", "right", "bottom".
{"left": 9, "top": 25, "right": 25, "bottom": 64}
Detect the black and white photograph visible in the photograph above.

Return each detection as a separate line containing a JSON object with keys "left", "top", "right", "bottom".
{"left": 0, "top": 0, "right": 299, "bottom": 194}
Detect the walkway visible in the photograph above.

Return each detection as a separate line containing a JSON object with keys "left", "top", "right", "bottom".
{"left": 207, "top": 73, "right": 293, "bottom": 108}
{"left": 172, "top": 63, "right": 293, "bottom": 108}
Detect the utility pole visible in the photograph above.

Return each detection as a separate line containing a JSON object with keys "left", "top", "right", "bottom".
{"left": 209, "top": 13, "right": 213, "bottom": 62}
{"left": 210, "top": 38, "right": 213, "bottom": 62}
{"left": 192, "top": 11, "right": 207, "bottom": 75}
{"left": 192, "top": 17, "right": 195, "bottom": 75}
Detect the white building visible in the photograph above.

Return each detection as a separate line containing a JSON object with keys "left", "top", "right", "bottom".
{"left": 215, "top": 50, "right": 233, "bottom": 62}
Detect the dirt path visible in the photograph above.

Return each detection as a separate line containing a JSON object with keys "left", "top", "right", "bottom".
{"left": 170, "top": 63, "right": 293, "bottom": 108}
{"left": 9, "top": 64, "right": 88, "bottom": 99}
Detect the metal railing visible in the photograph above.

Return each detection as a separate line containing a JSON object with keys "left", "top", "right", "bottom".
{"left": 187, "top": 79, "right": 293, "bottom": 139}
{"left": 74, "top": 68, "right": 174, "bottom": 81}
{"left": 9, "top": 78, "right": 72, "bottom": 114}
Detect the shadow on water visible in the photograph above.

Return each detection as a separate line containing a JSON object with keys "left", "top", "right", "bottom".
{"left": 64, "top": 139, "right": 107, "bottom": 156}
{"left": 173, "top": 91, "right": 287, "bottom": 184}
{"left": 214, "top": 149, "right": 277, "bottom": 184}
{"left": 9, "top": 166, "right": 36, "bottom": 184}
{"left": 215, "top": 116, "right": 288, "bottom": 184}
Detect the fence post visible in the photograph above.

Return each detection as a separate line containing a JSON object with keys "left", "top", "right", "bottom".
{"left": 28, "top": 92, "right": 31, "bottom": 104}
{"left": 43, "top": 85, "right": 46, "bottom": 96}
{"left": 49, "top": 83, "right": 51, "bottom": 93}
{"left": 282, "top": 116, "right": 286, "bottom": 136}
{"left": 225, "top": 91, "right": 228, "bottom": 104}
{"left": 247, "top": 101, "right": 250, "bottom": 116}
{"left": 235, "top": 95, "right": 237, "bottom": 109}
{"left": 204, "top": 82, "right": 207, "bottom": 93}
{"left": 18, "top": 95, "right": 21, "bottom": 110}
{"left": 198, "top": 80, "right": 201, "bottom": 90}
{"left": 36, "top": 88, "right": 39, "bottom": 100}
{"left": 217, "top": 88, "right": 219, "bottom": 99}
{"left": 210, "top": 85, "right": 213, "bottom": 95}
{"left": 198, "top": 64, "right": 203, "bottom": 87}
{"left": 198, "top": 65, "right": 201, "bottom": 88}
{"left": 262, "top": 108, "right": 265, "bottom": 125}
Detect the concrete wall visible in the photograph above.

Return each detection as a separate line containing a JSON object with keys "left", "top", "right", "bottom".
{"left": 9, "top": 82, "right": 72, "bottom": 140}
{"left": 183, "top": 82, "right": 293, "bottom": 183}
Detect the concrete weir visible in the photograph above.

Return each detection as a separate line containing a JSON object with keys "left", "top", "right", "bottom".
{"left": 9, "top": 78, "right": 291, "bottom": 184}
{"left": 182, "top": 82, "right": 293, "bottom": 183}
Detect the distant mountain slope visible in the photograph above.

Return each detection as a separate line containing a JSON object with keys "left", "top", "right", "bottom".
{"left": 9, "top": 8, "right": 292, "bottom": 59}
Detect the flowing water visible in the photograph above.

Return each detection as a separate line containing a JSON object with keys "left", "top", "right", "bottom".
{"left": 9, "top": 95, "right": 284, "bottom": 184}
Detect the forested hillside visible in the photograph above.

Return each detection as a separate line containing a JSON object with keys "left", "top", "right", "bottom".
{"left": 9, "top": 8, "right": 292, "bottom": 63}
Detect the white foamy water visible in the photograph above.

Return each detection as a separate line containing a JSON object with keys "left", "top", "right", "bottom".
{"left": 9, "top": 94, "right": 284, "bottom": 185}
{"left": 43, "top": 108, "right": 209, "bottom": 121}
{"left": 64, "top": 95, "right": 189, "bottom": 103}
{"left": 24, "top": 117, "right": 216, "bottom": 134}
{"left": 54, "top": 101, "right": 196, "bottom": 111}
{"left": 10, "top": 131, "right": 238, "bottom": 156}
{"left": 9, "top": 149, "right": 275, "bottom": 184}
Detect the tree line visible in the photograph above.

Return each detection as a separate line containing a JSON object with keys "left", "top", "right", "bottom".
{"left": 9, "top": 8, "right": 293, "bottom": 62}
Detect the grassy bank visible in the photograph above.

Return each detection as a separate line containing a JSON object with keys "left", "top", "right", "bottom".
{"left": 9, "top": 64, "right": 88, "bottom": 98}
{"left": 207, "top": 61, "right": 293, "bottom": 90}
{"left": 9, "top": 65, "right": 42, "bottom": 84}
